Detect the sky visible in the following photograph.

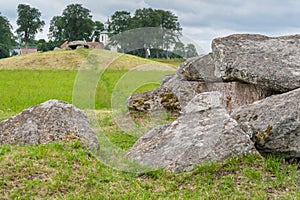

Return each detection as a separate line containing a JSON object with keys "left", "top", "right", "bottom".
{"left": 1, "top": 0, "right": 300, "bottom": 53}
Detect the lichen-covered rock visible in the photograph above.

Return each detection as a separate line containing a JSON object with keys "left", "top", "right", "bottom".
{"left": 127, "top": 92, "right": 258, "bottom": 172}
{"left": 127, "top": 74, "right": 271, "bottom": 114}
{"left": 0, "top": 100, "right": 99, "bottom": 151}
{"left": 162, "top": 75, "right": 202, "bottom": 108}
{"left": 212, "top": 34, "right": 300, "bottom": 92}
{"left": 231, "top": 88, "right": 300, "bottom": 159}
{"left": 126, "top": 87, "right": 181, "bottom": 113}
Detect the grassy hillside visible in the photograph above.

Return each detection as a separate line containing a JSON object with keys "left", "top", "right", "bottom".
{"left": 0, "top": 49, "right": 176, "bottom": 120}
{"left": 0, "top": 49, "right": 179, "bottom": 70}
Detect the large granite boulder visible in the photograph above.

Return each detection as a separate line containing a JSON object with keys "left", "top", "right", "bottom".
{"left": 127, "top": 74, "right": 271, "bottom": 114}
{"left": 177, "top": 53, "right": 220, "bottom": 82}
{"left": 212, "top": 34, "right": 300, "bottom": 92}
{"left": 232, "top": 88, "right": 300, "bottom": 159}
{"left": 126, "top": 87, "right": 181, "bottom": 113}
{"left": 126, "top": 33, "right": 300, "bottom": 171}
{"left": 162, "top": 75, "right": 203, "bottom": 108}
{"left": 127, "top": 92, "right": 257, "bottom": 172}
{"left": 126, "top": 75, "right": 198, "bottom": 114}
{"left": 0, "top": 100, "right": 99, "bottom": 151}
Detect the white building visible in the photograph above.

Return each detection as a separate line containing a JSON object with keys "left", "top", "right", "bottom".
{"left": 99, "top": 20, "right": 118, "bottom": 52}
{"left": 99, "top": 30, "right": 110, "bottom": 46}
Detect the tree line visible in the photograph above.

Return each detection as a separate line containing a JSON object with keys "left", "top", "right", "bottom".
{"left": 0, "top": 3, "right": 198, "bottom": 59}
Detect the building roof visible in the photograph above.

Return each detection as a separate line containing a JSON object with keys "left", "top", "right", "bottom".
{"left": 60, "top": 41, "right": 69, "bottom": 49}
{"left": 21, "top": 48, "right": 37, "bottom": 55}
{"left": 101, "top": 30, "right": 110, "bottom": 34}
{"left": 87, "top": 42, "right": 104, "bottom": 48}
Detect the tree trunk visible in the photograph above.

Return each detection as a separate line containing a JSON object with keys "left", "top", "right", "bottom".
{"left": 166, "top": 47, "right": 169, "bottom": 59}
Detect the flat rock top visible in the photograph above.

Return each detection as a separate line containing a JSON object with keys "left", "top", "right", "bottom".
{"left": 212, "top": 34, "right": 300, "bottom": 92}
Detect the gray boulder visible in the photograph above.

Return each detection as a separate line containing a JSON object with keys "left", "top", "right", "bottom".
{"left": 165, "top": 76, "right": 272, "bottom": 113}
{"left": 126, "top": 75, "right": 200, "bottom": 114}
{"left": 66, "top": 41, "right": 89, "bottom": 50}
{"left": 177, "top": 53, "right": 220, "bottom": 82}
{"left": 126, "top": 87, "right": 181, "bottom": 113}
{"left": 127, "top": 74, "right": 271, "bottom": 113}
{"left": 0, "top": 100, "right": 99, "bottom": 151}
{"left": 232, "top": 88, "right": 300, "bottom": 159}
{"left": 162, "top": 75, "right": 202, "bottom": 108}
{"left": 212, "top": 34, "right": 300, "bottom": 92}
{"left": 127, "top": 92, "right": 257, "bottom": 172}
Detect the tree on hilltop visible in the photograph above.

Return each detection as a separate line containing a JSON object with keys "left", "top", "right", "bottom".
{"left": 49, "top": 4, "right": 103, "bottom": 45}
{"left": 108, "top": 8, "right": 182, "bottom": 58}
{"left": 16, "top": 4, "right": 45, "bottom": 47}
{"left": 185, "top": 43, "right": 198, "bottom": 58}
{"left": 108, "top": 11, "right": 132, "bottom": 35}
{"left": 0, "top": 12, "right": 16, "bottom": 58}
{"left": 173, "top": 41, "right": 185, "bottom": 58}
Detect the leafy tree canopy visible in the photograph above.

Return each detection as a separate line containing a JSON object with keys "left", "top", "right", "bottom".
{"left": 36, "top": 39, "right": 55, "bottom": 52}
{"left": 0, "top": 13, "right": 16, "bottom": 58}
{"left": 108, "top": 8, "right": 182, "bottom": 58}
{"left": 108, "top": 11, "right": 132, "bottom": 35}
{"left": 185, "top": 43, "right": 198, "bottom": 58}
{"left": 48, "top": 4, "right": 103, "bottom": 44}
{"left": 173, "top": 41, "right": 185, "bottom": 58}
{"left": 16, "top": 4, "right": 45, "bottom": 46}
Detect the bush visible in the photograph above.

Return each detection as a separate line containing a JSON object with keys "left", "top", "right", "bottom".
{"left": 0, "top": 43, "right": 9, "bottom": 58}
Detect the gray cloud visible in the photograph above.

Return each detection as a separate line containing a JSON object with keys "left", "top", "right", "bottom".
{"left": 145, "top": 0, "right": 300, "bottom": 31}
{"left": 1, "top": 0, "right": 300, "bottom": 52}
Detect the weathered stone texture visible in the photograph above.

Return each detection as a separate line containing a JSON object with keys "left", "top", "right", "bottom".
{"left": 177, "top": 53, "right": 220, "bottom": 82}
{"left": 0, "top": 100, "right": 99, "bottom": 151}
{"left": 212, "top": 34, "right": 300, "bottom": 92}
{"left": 128, "top": 75, "right": 271, "bottom": 113}
{"left": 127, "top": 92, "right": 257, "bottom": 172}
{"left": 232, "top": 88, "right": 300, "bottom": 158}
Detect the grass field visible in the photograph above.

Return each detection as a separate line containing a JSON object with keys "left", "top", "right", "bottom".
{"left": 0, "top": 49, "right": 299, "bottom": 199}
{"left": 0, "top": 70, "right": 76, "bottom": 118}
{"left": 0, "top": 69, "right": 172, "bottom": 121}
{"left": 1, "top": 139, "right": 299, "bottom": 199}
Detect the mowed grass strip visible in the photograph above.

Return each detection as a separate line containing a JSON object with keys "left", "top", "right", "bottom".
{"left": 0, "top": 143, "right": 299, "bottom": 199}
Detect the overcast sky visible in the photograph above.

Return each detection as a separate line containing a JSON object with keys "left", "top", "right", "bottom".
{"left": 1, "top": 0, "right": 300, "bottom": 52}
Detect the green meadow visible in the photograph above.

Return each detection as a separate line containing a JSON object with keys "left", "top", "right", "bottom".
{"left": 0, "top": 49, "right": 299, "bottom": 199}
{"left": 0, "top": 70, "right": 76, "bottom": 118}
